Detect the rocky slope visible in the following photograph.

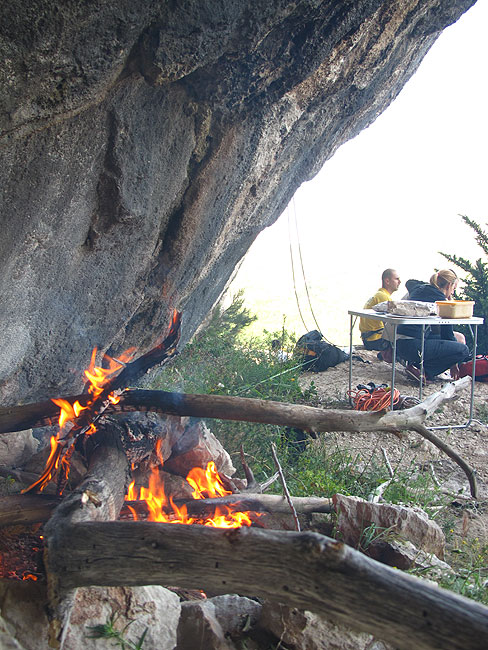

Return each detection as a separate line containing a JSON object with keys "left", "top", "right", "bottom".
{"left": 0, "top": 0, "right": 476, "bottom": 405}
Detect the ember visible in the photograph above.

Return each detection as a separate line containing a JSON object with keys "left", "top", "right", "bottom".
{"left": 0, "top": 530, "right": 44, "bottom": 582}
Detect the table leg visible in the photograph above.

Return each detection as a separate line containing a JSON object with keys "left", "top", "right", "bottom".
{"left": 429, "top": 323, "right": 481, "bottom": 430}
{"left": 348, "top": 314, "right": 356, "bottom": 406}
{"left": 419, "top": 324, "right": 426, "bottom": 401}
{"left": 390, "top": 324, "right": 398, "bottom": 411}
{"left": 468, "top": 324, "right": 479, "bottom": 424}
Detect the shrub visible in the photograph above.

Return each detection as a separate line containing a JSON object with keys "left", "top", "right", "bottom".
{"left": 151, "top": 291, "right": 318, "bottom": 471}
{"left": 440, "top": 215, "right": 488, "bottom": 352}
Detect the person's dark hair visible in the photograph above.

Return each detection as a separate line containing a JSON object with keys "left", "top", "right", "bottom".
{"left": 405, "top": 279, "right": 423, "bottom": 293}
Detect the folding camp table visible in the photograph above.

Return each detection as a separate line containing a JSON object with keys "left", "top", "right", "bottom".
{"left": 348, "top": 309, "right": 484, "bottom": 429}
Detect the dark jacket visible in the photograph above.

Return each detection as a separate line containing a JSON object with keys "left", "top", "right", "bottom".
{"left": 397, "top": 283, "right": 456, "bottom": 341}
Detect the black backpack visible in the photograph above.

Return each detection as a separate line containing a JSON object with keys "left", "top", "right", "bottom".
{"left": 294, "top": 330, "right": 348, "bottom": 372}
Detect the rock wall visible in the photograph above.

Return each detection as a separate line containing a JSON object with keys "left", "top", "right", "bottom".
{"left": 0, "top": 0, "right": 475, "bottom": 404}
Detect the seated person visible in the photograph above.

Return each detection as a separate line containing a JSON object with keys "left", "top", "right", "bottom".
{"left": 402, "top": 278, "right": 423, "bottom": 299}
{"left": 359, "top": 268, "right": 401, "bottom": 351}
{"left": 396, "top": 269, "right": 469, "bottom": 383}
{"left": 403, "top": 276, "right": 466, "bottom": 344}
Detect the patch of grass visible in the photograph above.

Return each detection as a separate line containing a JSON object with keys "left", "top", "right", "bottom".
{"left": 285, "top": 442, "right": 389, "bottom": 500}
{"left": 0, "top": 475, "right": 17, "bottom": 496}
{"left": 151, "top": 290, "right": 487, "bottom": 606}
{"left": 87, "top": 613, "right": 147, "bottom": 649}
{"left": 441, "top": 536, "right": 488, "bottom": 605}
{"left": 152, "top": 292, "right": 318, "bottom": 470}
{"left": 358, "top": 523, "right": 398, "bottom": 553}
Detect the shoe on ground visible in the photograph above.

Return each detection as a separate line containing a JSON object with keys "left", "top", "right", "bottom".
{"left": 405, "top": 364, "right": 428, "bottom": 385}
{"left": 434, "top": 371, "right": 454, "bottom": 382}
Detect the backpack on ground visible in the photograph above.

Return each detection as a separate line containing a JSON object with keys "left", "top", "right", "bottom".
{"left": 458, "top": 355, "right": 488, "bottom": 382}
{"left": 294, "top": 330, "right": 348, "bottom": 372}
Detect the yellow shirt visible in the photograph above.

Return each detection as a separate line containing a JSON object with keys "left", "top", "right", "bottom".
{"left": 359, "top": 288, "right": 391, "bottom": 341}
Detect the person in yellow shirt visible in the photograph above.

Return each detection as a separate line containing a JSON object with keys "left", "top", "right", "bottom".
{"left": 359, "top": 269, "right": 401, "bottom": 351}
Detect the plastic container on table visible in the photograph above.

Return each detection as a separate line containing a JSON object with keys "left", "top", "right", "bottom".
{"left": 435, "top": 300, "right": 474, "bottom": 318}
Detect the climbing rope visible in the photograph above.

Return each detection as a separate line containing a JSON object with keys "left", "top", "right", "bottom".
{"left": 347, "top": 383, "right": 400, "bottom": 411}
{"left": 288, "top": 205, "right": 310, "bottom": 333}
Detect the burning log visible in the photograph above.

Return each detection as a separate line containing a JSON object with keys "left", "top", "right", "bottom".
{"left": 20, "top": 311, "right": 181, "bottom": 494}
{"left": 0, "top": 493, "right": 61, "bottom": 527}
{"left": 0, "top": 377, "right": 478, "bottom": 496}
{"left": 123, "top": 493, "right": 333, "bottom": 519}
{"left": 44, "top": 521, "right": 488, "bottom": 650}
{"left": 0, "top": 491, "right": 333, "bottom": 529}
{"left": 43, "top": 422, "right": 130, "bottom": 647}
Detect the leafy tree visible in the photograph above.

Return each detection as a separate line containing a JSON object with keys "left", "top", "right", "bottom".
{"left": 440, "top": 215, "right": 488, "bottom": 353}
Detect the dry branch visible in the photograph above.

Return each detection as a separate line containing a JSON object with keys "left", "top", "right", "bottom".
{"left": 411, "top": 423, "right": 478, "bottom": 498}
{"left": 271, "top": 442, "right": 300, "bottom": 531}
{"left": 0, "top": 493, "right": 333, "bottom": 528}
{"left": 0, "top": 378, "right": 477, "bottom": 496}
{"left": 45, "top": 521, "right": 488, "bottom": 650}
{"left": 0, "top": 378, "right": 472, "bottom": 435}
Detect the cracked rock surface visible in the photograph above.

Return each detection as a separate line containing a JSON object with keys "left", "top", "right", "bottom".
{"left": 0, "top": 0, "right": 475, "bottom": 404}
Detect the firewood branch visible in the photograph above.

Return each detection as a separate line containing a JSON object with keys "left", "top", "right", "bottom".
{"left": 0, "top": 493, "right": 334, "bottom": 529}
{"left": 43, "top": 423, "right": 130, "bottom": 648}
{"left": 0, "top": 377, "right": 477, "bottom": 496}
{"left": 0, "top": 378, "right": 472, "bottom": 435}
{"left": 45, "top": 521, "right": 488, "bottom": 650}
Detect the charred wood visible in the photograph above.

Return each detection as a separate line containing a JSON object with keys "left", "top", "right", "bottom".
{"left": 43, "top": 423, "right": 129, "bottom": 647}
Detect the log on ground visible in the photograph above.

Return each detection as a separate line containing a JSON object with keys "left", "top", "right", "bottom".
{"left": 46, "top": 521, "right": 488, "bottom": 650}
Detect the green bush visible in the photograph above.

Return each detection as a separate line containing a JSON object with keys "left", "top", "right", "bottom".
{"left": 441, "top": 215, "right": 488, "bottom": 353}
{"left": 151, "top": 291, "right": 318, "bottom": 471}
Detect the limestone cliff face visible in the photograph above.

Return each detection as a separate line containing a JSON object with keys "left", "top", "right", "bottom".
{"left": 0, "top": 0, "right": 475, "bottom": 404}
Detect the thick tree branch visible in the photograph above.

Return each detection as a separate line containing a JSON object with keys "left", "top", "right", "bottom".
{"left": 0, "top": 378, "right": 472, "bottom": 435}
{"left": 0, "top": 378, "right": 477, "bottom": 496}
{"left": 45, "top": 521, "right": 488, "bottom": 650}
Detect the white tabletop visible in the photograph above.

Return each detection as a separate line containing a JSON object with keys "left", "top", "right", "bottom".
{"left": 348, "top": 308, "right": 484, "bottom": 326}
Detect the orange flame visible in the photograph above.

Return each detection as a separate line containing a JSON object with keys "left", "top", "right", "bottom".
{"left": 186, "top": 462, "right": 232, "bottom": 500}
{"left": 21, "top": 436, "right": 63, "bottom": 494}
{"left": 25, "top": 346, "right": 135, "bottom": 494}
{"left": 84, "top": 347, "right": 135, "bottom": 401}
{"left": 125, "top": 462, "right": 255, "bottom": 528}
{"left": 52, "top": 398, "right": 88, "bottom": 429}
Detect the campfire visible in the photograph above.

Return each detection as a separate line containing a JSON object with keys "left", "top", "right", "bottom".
{"left": 0, "top": 312, "right": 263, "bottom": 583}
{"left": 0, "top": 313, "right": 485, "bottom": 650}
{"left": 124, "top": 460, "right": 258, "bottom": 528}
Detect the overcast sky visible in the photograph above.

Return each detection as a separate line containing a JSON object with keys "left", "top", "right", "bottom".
{"left": 230, "top": 0, "right": 488, "bottom": 344}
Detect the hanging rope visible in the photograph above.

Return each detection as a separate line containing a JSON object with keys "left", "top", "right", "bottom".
{"left": 288, "top": 205, "right": 310, "bottom": 333}
{"left": 291, "top": 196, "right": 328, "bottom": 339}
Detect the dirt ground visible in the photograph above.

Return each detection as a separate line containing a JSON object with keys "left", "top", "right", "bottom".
{"left": 298, "top": 349, "right": 488, "bottom": 548}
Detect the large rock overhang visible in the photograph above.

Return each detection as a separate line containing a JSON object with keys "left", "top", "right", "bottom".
{"left": 0, "top": 0, "right": 476, "bottom": 404}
